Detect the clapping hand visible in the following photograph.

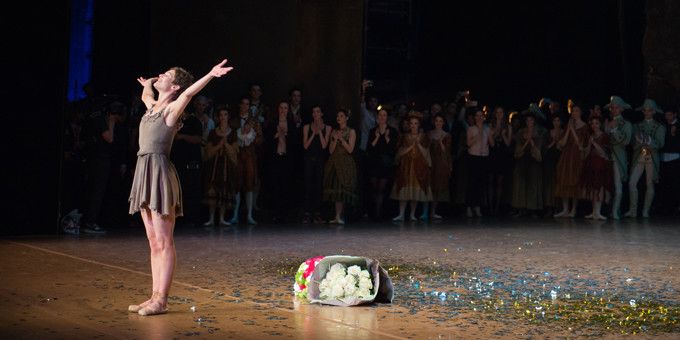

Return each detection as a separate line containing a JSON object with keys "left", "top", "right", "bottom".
{"left": 489, "top": 126, "right": 497, "bottom": 138}
{"left": 277, "top": 125, "right": 287, "bottom": 138}
{"left": 551, "top": 131, "right": 559, "bottom": 143}
{"left": 107, "top": 114, "right": 118, "bottom": 125}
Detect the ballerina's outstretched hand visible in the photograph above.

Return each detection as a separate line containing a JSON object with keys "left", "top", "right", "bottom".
{"left": 210, "top": 59, "right": 234, "bottom": 78}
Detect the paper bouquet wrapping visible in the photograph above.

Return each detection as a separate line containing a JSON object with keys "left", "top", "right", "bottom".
{"left": 294, "top": 255, "right": 394, "bottom": 306}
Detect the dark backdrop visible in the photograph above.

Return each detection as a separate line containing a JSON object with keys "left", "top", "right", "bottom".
{"left": 5, "top": 0, "right": 70, "bottom": 235}
{"left": 90, "top": 0, "right": 364, "bottom": 120}
{"left": 411, "top": 0, "right": 646, "bottom": 109}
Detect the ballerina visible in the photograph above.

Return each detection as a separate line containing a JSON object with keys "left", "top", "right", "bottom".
{"left": 128, "top": 59, "right": 233, "bottom": 316}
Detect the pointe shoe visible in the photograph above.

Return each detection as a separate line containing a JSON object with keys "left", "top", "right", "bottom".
{"left": 128, "top": 299, "right": 152, "bottom": 313}
{"left": 466, "top": 208, "right": 473, "bottom": 218}
{"left": 228, "top": 216, "right": 239, "bottom": 224}
{"left": 336, "top": 218, "right": 345, "bottom": 225}
{"left": 642, "top": 212, "right": 650, "bottom": 218}
{"left": 553, "top": 210, "right": 567, "bottom": 218}
{"left": 409, "top": 215, "right": 417, "bottom": 221}
{"left": 624, "top": 210, "right": 637, "bottom": 218}
{"left": 218, "top": 219, "right": 231, "bottom": 226}
{"left": 565, "top": 211, "right": 576, "bottom": 218}
{"left": 203, "top": 220, "right": 215, "bottom": 227}
{"left": 392, "top": 215, "right": 404, "bottom": 222}
{"left": 474, "top": 207, "right": 483, "bottom": 217}
{"left": 595, "top": 214, "right": 607, "bottom": 220}
{"left": 247, "top": 216, "right": 257, "bottom": 225}
{"left": 584, "top": 213, "right": 594, "bottom": 219}
{"left": 138, "top": 301, "right": 168, "bottom": 316}
{"left": 432, "top": 214, "right": 443, "bottom": 220}
{"left": 419, "top": 214, "right": 428, "bottom": 221}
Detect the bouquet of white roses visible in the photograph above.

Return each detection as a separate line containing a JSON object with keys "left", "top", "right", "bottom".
{"left": 318, "top": 263, "right": 374, "bottom": 301}
{"left": 296, "top": 255, "right": 393, "bottom": 306}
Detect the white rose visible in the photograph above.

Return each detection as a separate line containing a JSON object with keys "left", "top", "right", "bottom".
{"left": 359, "top": 277, "right": 373, "bottom": 290}
{"left": 325, "top": 272, "right": 336, "bottom": 281}
{"left": 344, "top": 274, "right": 357, "bottom": 286}
{"left": 359, "top": 270, "right": 371, "bottom": 278}
{"left": 319, "top": 279, "right": 330, "bottom": 290}
{"left": 344, "top": 282, "right": 357, "bottom": 295}
{"left": 357, "top": 289, "right": 371, "bottom": 298}
{"left": 347, "top": 265, "right": 362, "bottom": 276}
{"left": 330, "top": 283, "right": 345, "bottom": 299}
{"left": 325, "top": 272, "right": 335, "bottom": 281}
{"left": 327, "top": 265, "right": 346, "bottom": 281}
{"left": 320, "top": 287, "right": 331, "bottom": 299}
{"left": 330, "top": 263, "right": 346, "bottom": 275}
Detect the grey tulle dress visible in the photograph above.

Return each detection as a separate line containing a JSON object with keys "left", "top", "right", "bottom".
{"left": 128, "top": 107, "right": 183, "bottom": 217}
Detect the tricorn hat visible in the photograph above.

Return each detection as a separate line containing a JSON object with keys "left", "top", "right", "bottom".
{"left": 636, "top": 99, "right": 663, "bottom": 113}
{"left": 604, "top": 96, "right": 632, "bottom": 110}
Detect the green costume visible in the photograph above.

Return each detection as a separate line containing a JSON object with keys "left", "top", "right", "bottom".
{"left": 608, "top": 115, "right": 632, "bottom": 181}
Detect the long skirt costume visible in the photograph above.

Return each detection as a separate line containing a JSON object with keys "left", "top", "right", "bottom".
{"left": 581, "top": 133, "right": 613, "bottom": 199}
{"left": 203, "top": 129, "right": 239, "bottom": 206}
{"left": 323, "top": 128, "right": 357, "bottom": 204}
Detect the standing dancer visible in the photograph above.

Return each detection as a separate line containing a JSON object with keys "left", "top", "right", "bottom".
{"left": 604, "top": 96, "right": 632, "bottom": 220}
{"left": 625, "top": 99, "right": 666, "bottom": 218}
{"left": 391, "top": 112, "right": 433, "bottom": 221}
{"left": 323, "top": 109, "right": 357, "bottom": 224}
{"left": 553, "top": 102, "right": 588, "bottom": 218}
{"left": 128, "top": 59, "right": 234, "bottom": 316}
